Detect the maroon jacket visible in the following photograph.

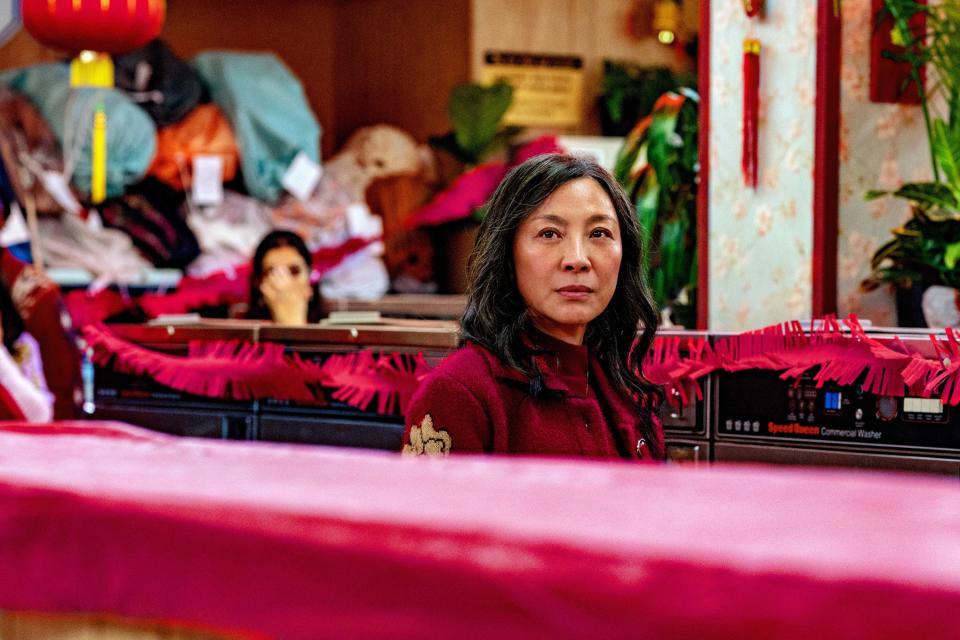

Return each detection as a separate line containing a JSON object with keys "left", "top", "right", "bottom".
{"left": 402, "top": 331, "right": 664, "bottom": 460}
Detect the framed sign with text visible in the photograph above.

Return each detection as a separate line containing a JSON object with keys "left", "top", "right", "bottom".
{"left": 480, "top": 51, "right": 584, "bottom": 128}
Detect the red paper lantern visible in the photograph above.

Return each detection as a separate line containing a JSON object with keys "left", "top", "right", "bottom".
{"left": 21, "top": 0, "right": 166, "bottom": 55}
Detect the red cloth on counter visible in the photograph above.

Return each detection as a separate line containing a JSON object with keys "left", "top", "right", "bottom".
{"left": 0, "top": 422, "right": 957, "bottom": 640}
{"left": 403, "top": 331, "right": 664, "bottom": 460}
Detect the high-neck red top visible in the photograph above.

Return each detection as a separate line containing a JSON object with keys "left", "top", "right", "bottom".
{"left": 401, "top": 331, "right": 663, "bottom": 460}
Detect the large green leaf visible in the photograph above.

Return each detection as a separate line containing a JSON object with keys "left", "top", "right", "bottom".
{"left": 931, "top": 118, "right": 960, "bottom": 195}
{"left": 449, "top": 81, "right": 513, "bottom": 161}
{"left": 944, "top": 241, "right": 960, "bottom": 269}
{"left": 894, "top": 181, "right": 959, "bottom": 211}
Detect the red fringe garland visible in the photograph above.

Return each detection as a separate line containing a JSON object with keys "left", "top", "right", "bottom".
{"left": 643, "top": 335, "right": 715, "bottom": 407}
{"left": 83, "top": 324, "right": 430, "bottom": 414}
{"left": 742, "top": 39, "right": 761, "bottom": 188}
{"left": 84, "top": 324, "right": 326, "bottom": 403}
{"left": 88, "top": 315, "right": 960, "bottom": 415}
{"left": 320, "top": 351, "right": 432, "bottom": 416}
{"left": 643, "top": 315, "right": 960, "bottom": 408}
{"left": 64, "top": 289, "right": 130, "bottom": 328}
{"left": 914, "top": 328, "right": 960, "bottom": 406}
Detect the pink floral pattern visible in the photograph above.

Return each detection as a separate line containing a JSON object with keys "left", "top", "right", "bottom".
{"left": 709, "top": 0, "right": 932, "bottom": 329}
{"left": 709, "top": 0, "right": 815, "bottom": 329}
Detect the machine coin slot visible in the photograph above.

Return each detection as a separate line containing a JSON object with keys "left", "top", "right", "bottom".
{"left": 876, "top": 396, "right": 898, "bottom": 421}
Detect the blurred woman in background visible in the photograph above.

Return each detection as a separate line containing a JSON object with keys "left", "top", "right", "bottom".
{"left": 246, "top": 230, "right": 323, "bottom": 325}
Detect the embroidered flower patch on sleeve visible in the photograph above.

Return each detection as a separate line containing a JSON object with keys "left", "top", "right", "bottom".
{"left": 402, "top": 414, "right": 452, "bottom": 457}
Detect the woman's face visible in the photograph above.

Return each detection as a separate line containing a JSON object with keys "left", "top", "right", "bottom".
{"left": 262, "top": 246, "right": 309, "bottom": 281}
{"left": 512, "top": 177, "right": 622, "bottom": 345}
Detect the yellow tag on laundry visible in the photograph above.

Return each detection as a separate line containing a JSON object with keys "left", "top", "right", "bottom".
{"left": 70, "top": 51, "right": 115, "bottom": 88}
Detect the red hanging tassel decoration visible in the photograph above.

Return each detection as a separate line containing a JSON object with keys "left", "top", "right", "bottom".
{"left": 742, "top": 38, "right": 761, "bottom": 188}
{"left": 742, "top": 0, "right": 764, "bottom": 18}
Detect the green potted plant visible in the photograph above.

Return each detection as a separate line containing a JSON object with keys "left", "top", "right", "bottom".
{"left": 614, "top": 88, "right": 699, "bottom": 327}
{"left": 427, "top": 80, "right": 521, "bottom": 293}
{"left": 861, "top": 0, "right": 960, "bottom": 325}
{"left": 598, "top": 61, "right": 693, "bottom": 136}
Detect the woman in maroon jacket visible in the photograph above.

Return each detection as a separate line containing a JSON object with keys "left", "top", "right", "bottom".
{"left": 402, "top": 154, "right": 664, "bottom": 460}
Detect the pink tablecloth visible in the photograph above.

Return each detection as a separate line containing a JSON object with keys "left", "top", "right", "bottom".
{"left": 0, "top": 421, "right": 958, "bottom": 639}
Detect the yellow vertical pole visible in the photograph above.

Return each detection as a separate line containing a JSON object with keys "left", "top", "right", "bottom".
{"left": 91, "top": 107, "right": 107, "bottom": 203}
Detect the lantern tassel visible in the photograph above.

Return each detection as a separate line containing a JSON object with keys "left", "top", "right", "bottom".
{"left": 742, "top": 38, "right": 761, "bottom": 189}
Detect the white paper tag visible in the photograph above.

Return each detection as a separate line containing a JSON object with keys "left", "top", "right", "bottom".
{"left": 345, "top": 203, "right": 383, "bottom": 239}
{"left": 281, "top": 151, "right": 323, "bottom": 202}
{"left": 134, "top": 61, "right": 153, "bottom": 91}
{"left": 40, "top": 171, "right": 82, "bottom": 215}
{"left": 85, "top": 209, "right": 103, "bottom": 232}
{"left": 192, "top": 155, "right": 224, "bottom": 206}
{"left": 0, "top": 203, "right": 30, "bottom": 246}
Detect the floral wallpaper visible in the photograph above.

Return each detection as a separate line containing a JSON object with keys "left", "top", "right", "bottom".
{"left": 836, "top": 0, "right": 931, "bottom": 326}
{"left": 708, "top": 0, "right": 817, "bottom": 330}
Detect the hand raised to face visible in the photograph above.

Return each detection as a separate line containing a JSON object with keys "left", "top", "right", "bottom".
{"left": 259, "top": 246, "right": 313, "bottom": 325}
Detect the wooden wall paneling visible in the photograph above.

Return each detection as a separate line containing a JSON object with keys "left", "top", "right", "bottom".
{"left": 332, "top": 0, "right": 472, "bottom": 149}
{"left": 470, "top": 0, "right": 684, "bottom": 133}
{"left": 162, "top": 0, "right": 339, "bottom": 158}
{"left": 0, "top": 1, "right": 340, "bottom": 158}
{"left": 0, "top": 29, "right": 63, "bottom": 71}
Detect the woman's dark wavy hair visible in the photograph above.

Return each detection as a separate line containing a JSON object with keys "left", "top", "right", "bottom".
{"left": 461, "top": 154, "right": 662, "bottom": 437}
{"left": 246, "top": 230, "right": 324, "bottom": 323}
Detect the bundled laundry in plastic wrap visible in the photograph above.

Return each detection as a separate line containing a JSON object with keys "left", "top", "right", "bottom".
{"left": 0, "top": 63, "right": 157, "bottom": 200}
{"left": 192, "top": 52, "right": 321, "bottom": 204}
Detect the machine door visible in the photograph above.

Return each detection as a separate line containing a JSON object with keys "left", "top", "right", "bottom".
{"left": 715, "top": 442, "right": 960, "bottom": 478}
{"left": 665, "top": 439, "right": 710, "bottom": 466}
{"left": 92, "top": 402, "right": 253, "bottom": 440}
{"left": 259, "top": 407, "right": 404, "bottom": 451}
